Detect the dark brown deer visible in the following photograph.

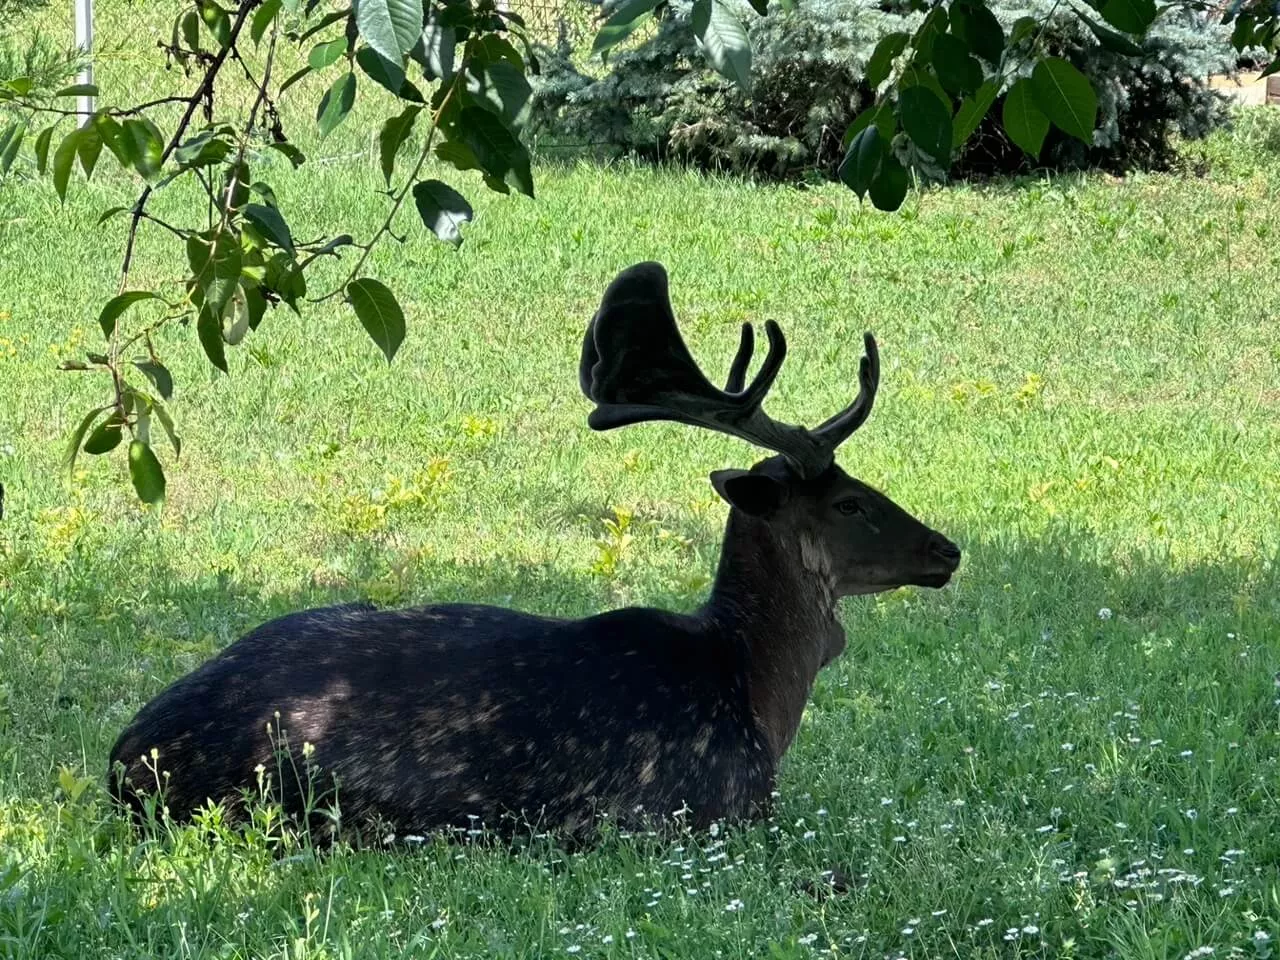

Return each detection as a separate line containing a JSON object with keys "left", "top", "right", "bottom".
{"left": 108, "top": 261, "right": 960, "bottom": 843}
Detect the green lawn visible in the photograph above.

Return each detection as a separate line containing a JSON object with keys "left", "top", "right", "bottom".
{"left": 3, "top": 24, "right": 1280, "bottom": 954}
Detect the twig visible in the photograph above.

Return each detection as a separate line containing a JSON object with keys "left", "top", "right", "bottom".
{"left": 138, "top": 212, "right": 190, "bottom": 238}
{"left": 18, "top": 95, "right": 191, "bottom": 119}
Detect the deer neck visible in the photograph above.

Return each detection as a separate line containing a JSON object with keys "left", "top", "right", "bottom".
{"left": 703, "top": 510, "right": 845, "bottom": 763}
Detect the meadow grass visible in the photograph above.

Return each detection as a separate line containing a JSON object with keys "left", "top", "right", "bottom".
{"left": 3, "top": 5, "right": 1280, "bottom": 954}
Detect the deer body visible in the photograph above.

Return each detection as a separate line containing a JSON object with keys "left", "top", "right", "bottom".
{"left": 108, "top": 262, "right": 961, "bottom": 841}
{"left": 110, "top": 600, "right": 776, "bottom": 837}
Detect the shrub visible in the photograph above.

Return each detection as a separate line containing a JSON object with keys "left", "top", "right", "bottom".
{"left": 529, "top": 0, "right": 1238, "bottom": 180}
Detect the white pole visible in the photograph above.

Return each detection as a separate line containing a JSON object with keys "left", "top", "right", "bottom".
{"left": 74, "top": 0, "right": 94, "bottom": 127}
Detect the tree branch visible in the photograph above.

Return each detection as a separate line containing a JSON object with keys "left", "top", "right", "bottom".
{"left": 117, "top": 0, "right": 263, "bottom": 295}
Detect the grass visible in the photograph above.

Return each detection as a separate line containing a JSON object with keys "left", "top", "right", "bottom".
{"left": 4, "top": 3, "right": 1280, "bottom": 955}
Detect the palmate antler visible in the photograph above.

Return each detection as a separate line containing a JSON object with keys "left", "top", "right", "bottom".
{"left": 579, "top": 262, "right": 880, "bottom": 478}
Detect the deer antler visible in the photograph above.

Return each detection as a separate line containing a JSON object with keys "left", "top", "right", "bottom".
{"left": 579, "top": 262, "right": 880, "bottom": 478}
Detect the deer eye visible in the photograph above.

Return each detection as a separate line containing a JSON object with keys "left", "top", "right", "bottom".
{"left": 836, "top": 498, "right": 864, "bottom": 517}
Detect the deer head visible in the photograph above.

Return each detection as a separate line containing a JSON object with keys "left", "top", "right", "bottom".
{"left": 579, "top": 261, "right": 961, "bottom": 599}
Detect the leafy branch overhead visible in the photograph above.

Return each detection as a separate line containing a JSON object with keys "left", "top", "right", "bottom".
{"left": 1, "top": 0, "right": 538, "bottom": 503}
{"left": 593, "top": 0, "right": 1274, "bottom": 212}
{"left": 1, "top": 0, "right": 1277, "bottom": 504}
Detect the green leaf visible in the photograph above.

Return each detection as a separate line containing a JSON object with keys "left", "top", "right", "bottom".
{"left": 1031, "top": 57, "right": 1097, "bottom": 144}
{"left": 197, "top": 0, "right": 232, "bottom": 47}
{"left": 865, "top": 32, "right": 909, "bottom": 89}
{"left": 250, "top": 180, "right": 279, "bottom": 207}
{"left": 151, "top": 398, "right": 182, "bottom": 457}
{"left": 1009, "top": 16, "right": 1038, "bottom": 45}
{"left": 64, "top": 405, "right": 112, "bottom": 479}
{"left": 0, "top": 123, "right": 22, "bottom": 175}
{"left": 1099, "top": 0, "right": 1156, "bottom": 34}
{"left": 355, "top": 0, "right": 424, "bottom": 67}
{"left": 412, "top": 179, "right": 473, "bottom": 246}
{"left": 305, "top": 235, "right": 354, "bottom": 260}
{"left": 243, "top": 203, "right": 295, "bottom": 256}
{"left": 197, "top": 306, "right": 229, "bottom": 372}
{"left": 174, "top": 129, "right": 232, "bottom": 166}
{"left": 269, "top": 141, "right": 306, "bottom": 168}
{"left": 899, "top": 84, "right": 952, "bottom": 164}
{"left": 953, "top": 79, "right": 999, "bottom": 148}
{"left": 222, "top": 286, "right": 251, "bottom": 345}
{"left": 132, "top": 359, "right": 174, "bottom": 400}
{"left": 94, "top": 114, "right": 127, "bottom": 165}
{"left": 280, "top": 65, "right": 312, "bottom": 94}
{"left": 436, "top": 139, "right": 479, "bottom": 172}
{"left": 34, "top": 125, "right": 53, "bottom": 173}
{"left": 72, "top": 125, "right": 102, "bottom": 180}
{"left": 868, "top": 153, "right": 909, "bottom": 211}
{"left": 951, "top": 2, "right": 1004, "bottom": 65}
{"left": 244, "top": 284, "right": 267, "bottom": 330}
{"left": 128, "top": 440, "right": 166, "bottom": 504}
{"left": 83, "top": 418, "right": 122, "bottom": 455}
{"left": 842, "top": 102, "right": 895, "bottom": 148}
{"left": 298, "top": 9, "right": 349, "bottom": 44}
{"left": 317, "top": 72, "right": 357, "bottom": 137}
{"left": 378, "top": 104, "right": 421, "bottom": 185}
{"left": 346, "top": 277, "right": 406, "bottom": 363}
{"left": 409, "top": 16, "right": 454, "bottom": 81}
{"left": 1078, "top": 9, "right": 1145, "bottom": 54}
{"left": 692, "top": 0, "right": 752, "bottom": 91}
{"left": 52, "top": 130, "right": 80, "bottom": 201}
{"left": 1002, "top": 76, "right": 1049, "bottom": 158}
{"left": 181, "top": 9, "right": 202, "bottom": 51}
{"left": 223, "top": 159, "right": 250, "bottom": 210}
{"left": 97, "top": 205, "right": 128, "bottom": 225}
{"left": 838, "top": 125, "right": 885, "bottom": 200}
{"left": 265, "top": 252, "right": 306, "bottom": 312}
{"left": 473, "top": 36, "right": 525, "bottom": 72}
{"left": 98, "top": 291, "right": 161, "bottom": 339}
{"left": 932, "top": 32, "right": 982, "bottom": 96}
{"left": 55, "top": 83, "right": 99, "bottom": 97}
{"left": 592, "top": 0, "right": 663, "bottom": 57}
{"left": 186, "top": 230, "right": 242, "bottom": 323}
{"left": 1, "top": 76, "right": 33, "bottom": 96}
{"left": 121, "top": 118, "right": 164, "bottom": 178}
{"left": 914, "top": 6, "right": 949, "bottom": 61}
{"left": 355, "top": 45, "right": 423, "bottom": 100}
{"left": 251, "top": 0, "right": 282, "bottom": 44}
{"left": 309, "top": 37, "right": 348, "bottom": 71}
{"left": 464, "top": 61, "right": 533, "bottom": 130}
{"left": 458, "top": 106, "right": 534, "bottom": 197}
{"left": 898, "top": 65, "right": 952, "bottom": 111}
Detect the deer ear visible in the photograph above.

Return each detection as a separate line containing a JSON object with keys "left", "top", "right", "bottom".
{"left": 710, "top": 469, "right": 789, "bottom": 518}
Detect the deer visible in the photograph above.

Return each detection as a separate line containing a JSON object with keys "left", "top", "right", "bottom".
{"left": 107, "top": 261, "right": 961, "bottom": 844}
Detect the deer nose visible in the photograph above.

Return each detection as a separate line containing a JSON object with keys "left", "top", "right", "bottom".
{"left": 929, "top": 535, "right": 961, "bottom": 566}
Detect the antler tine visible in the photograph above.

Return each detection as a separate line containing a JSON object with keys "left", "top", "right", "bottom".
{"left": 740, "top": 320, "right": 786, "bottom": 406}
{"left": 724, "top": 323, "right": 754, "bottom": 394}
{"left": 579, "top": 263, "right": 831, "bottom": 476}
{"left": 811, "top": 332, "right": 880, "bottom": 449}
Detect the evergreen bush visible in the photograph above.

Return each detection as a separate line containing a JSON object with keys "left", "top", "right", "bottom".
{"left": 529, "top": 0, "right": 1238, "bottom": 179}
